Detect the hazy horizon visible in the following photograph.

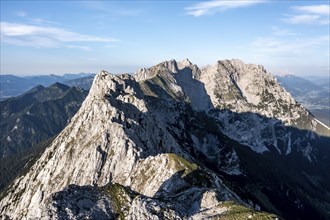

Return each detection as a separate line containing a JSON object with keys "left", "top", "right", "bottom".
{"left": 1, "top": 61, "right": 330, "bottom": 79}
{"left": 1, "top": 1, "right": 329, "bottom": 76}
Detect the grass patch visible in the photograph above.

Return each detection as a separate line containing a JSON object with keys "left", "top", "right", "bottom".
{"left": 220, "top": 201, "right": 279, "bottom": 220}
{"left": 101, "top": 183, "right": 137, "bottom": 220}
{"left": 168, "top": 153, "right": 198, "bottom": 177}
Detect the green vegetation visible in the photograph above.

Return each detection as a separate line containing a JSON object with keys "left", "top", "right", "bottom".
{"left": 220, "top": 201, "right": 279, "bottom": 220}
{"left": 168, "top": 153, "right": 198, "bottom": 177}
{"left": 0, "top": 83, "right": 87, "bottom": 195}
{"left": 100, "top": 183, "right": 137, "bottom": 220}
{"left": 0, "top": 136, "right": 55, "bottom": 197}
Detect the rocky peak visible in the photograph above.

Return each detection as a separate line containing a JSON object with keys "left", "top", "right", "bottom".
{"left": 161, "top": 59, "right": 179, "bottom": 73}
{"left": 48, "top": 82, "right": 70, "bottom": 90}
{"left": 178, "top": 58, "right": 192, "bottom": 69}
{"left": 201, "top": 59, "right": 298, "bottom": 116}
{"left": 134, "top": 67, "right": 151, "bottom": 81}
{"left": 197, "top": 59, "right": 329, "bottom": 154}
{"left": 135, "top": 59, "right": 195, "bottom": 82}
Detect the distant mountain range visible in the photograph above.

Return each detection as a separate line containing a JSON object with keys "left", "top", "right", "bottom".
{"left": 0, "top": 82, "right": 88, "bottom": 190}
{"left": 275, "top": 74, "right": 330, "bottom": 127}
{"left": 64, "top": 75, "right": 95, "bottom": 90}
{"left": 0, "top": 73, "right": 95, "bottom": 100}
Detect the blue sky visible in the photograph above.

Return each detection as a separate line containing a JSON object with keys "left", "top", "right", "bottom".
{"left": 0, "top": 1, "right": 329, "bottom": 76}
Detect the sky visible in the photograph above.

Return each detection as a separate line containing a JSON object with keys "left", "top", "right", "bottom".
{"left": 0, "top": 0, "right": 329, "bottom": 76}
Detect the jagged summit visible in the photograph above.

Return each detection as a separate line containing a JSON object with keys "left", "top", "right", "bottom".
{"left": 179, "top": 58, "right": 192, "bottom": 67}
{"left": 1, "top": 59, "right": 329, "bottom": 219}
{"left": 134, "top": 58, "right": 196, "bottom": 81}
{"left": 48, "top": 82, "right": 70, "bottom": 90}
{"left": 99, "top": 69, "right": 110, "bottom": 76}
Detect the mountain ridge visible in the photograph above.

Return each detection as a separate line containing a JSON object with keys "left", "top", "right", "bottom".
{"left": 1, "top": 59, "right": 329, "bottom": 219}
{"left": 0, "top": 73, "right": 95, "bottom": 100}
{"left": 0, "top": 82, "right": 88, "bottom": 193}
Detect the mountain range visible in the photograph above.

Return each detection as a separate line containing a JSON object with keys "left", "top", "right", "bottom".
{"left": 0, "top": 73, "right": 94, "bottom": 100}
{"left": 275, "top": 74, "right": 330, "bottom": 127}
{"left": 0, "top": 83, "right": 88, "bottom": 191}
{"left": 2, "top": 70, "right": 328, "bottom": 128}
{"left": 0, "top": 59, "right": 329, "bottom": 219}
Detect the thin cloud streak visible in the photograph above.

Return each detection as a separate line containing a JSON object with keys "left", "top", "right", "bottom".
{"left": 28, "top": 18, "right": 62, "bottom": 26}
{"left": 283, "top": 14, "right": 329, "bottom": 25}
{"left": 0, "top": 22, "right": 118, "bottom": 50}
{"left": 283, "top": 4, "right": 330, "bottom": 25}
{"left": 292, "top": 5, "right": 330, "bottom": 16}
{"left": 250, "top": 35, "right": 329, "bottom": 56}
{"left": 246, "top": 34, "right": 329, "bottom": 75}
{"left": 185, "top": 0, "right": 266, "bottom": 17}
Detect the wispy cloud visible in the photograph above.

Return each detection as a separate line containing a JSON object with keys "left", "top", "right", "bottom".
{"left": 284, "top": 14, "right": 329, "bottom": 25}
{"left": 283, "top": 4, "right": 330, "bottom": 25}
{"left": 185, "top": 0, "right": 266, "bottom": 17}
{"left": 0, "top": 22, "right": 118, "bottom": 50}
{"left": 249, "top": 35, "right": 329, "bottom": 57}
{"left": 28, "top": 18, "right": 61, "bottom": 26}
{"left": 14, "top": 10, "right": 63, "bottom": 26}
{"left": 246, "top": 34, "right": 329, "bottom": 75}
{"left": 292, "top": 5, "right": 330, "bottom": 16}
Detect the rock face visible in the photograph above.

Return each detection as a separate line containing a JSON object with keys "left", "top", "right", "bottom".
{"left": 198, "top": 59, "right": 329, "bottom": 154}
{"left": 1, "top": 59, "right": 329, "bottom": 219}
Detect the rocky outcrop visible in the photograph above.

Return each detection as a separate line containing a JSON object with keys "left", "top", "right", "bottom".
{"left": 197, "top": 59, "right": 329, "bottom": 154}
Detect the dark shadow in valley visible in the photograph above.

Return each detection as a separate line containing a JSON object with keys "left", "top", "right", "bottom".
{"left": 185, "top": 108, "right": 330, "bottom": 220}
